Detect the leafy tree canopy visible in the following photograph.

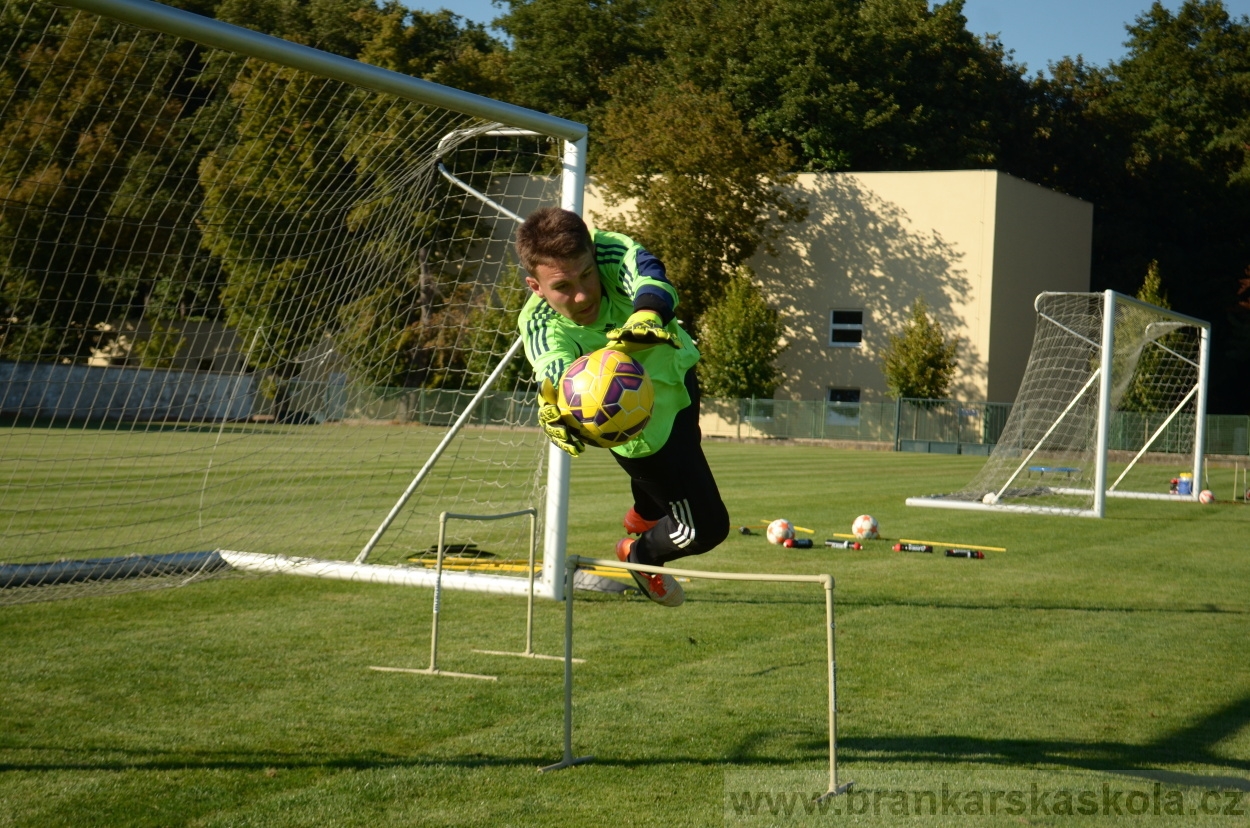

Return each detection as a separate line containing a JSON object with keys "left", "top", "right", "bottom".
{"left": 1026, "top": 0, "right": 1250, "bottom": 411}
{"left": 593, "top": 70, "right": 805, "bottom": 326}
{"left": 495, "top": 0, "right": 659, "bottom": 132}
{"left": 881, "top": 297, "right": 959, "bottom": 400}
{"left": 696, "top": 268, "right": 787, "bottom": 399}
{"left": 654, "top": 0, "right": 1032, "bottom": 172}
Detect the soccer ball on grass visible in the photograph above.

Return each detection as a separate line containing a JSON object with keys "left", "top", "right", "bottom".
{"left": 851, "top": 514, "right": 879, "bottom": 540}
{"left": 557, "top": 348, "right": 654, "bottom": 448}
{"left": 766, "top": 519, "right": 795, "bottom": 545}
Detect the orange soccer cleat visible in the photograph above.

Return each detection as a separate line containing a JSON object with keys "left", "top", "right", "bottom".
{"left": 622, "top": 506, "right": 660, "bottom": 536}
{"left": 615, "top": 537, "right": 683, "bottom": 607}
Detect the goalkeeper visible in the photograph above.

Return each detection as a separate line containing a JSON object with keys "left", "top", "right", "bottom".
{"left": 516, "top": 207, "right": 729, "bottom": 607}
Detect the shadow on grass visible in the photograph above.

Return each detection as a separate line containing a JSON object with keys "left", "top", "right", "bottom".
{"left": 0, "top": 747, "right": 555, "bottom": 773}
{"left": 0, "top": 746, "right": 827, "bottom": 774}
{"left": 836, "top": 693, "right": 1250, "bottom": 786}
{"left": 838, "top": 598, "right": 1250, "bottom": 615}
{"left": 6, "top": 698, "right": 1247, "bottom": 786}
{"left": 689, "top": 594, "right": 1250, "bottom": 615}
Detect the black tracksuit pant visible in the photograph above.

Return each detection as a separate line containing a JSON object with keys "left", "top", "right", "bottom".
{"left": 611, "top": 369, "right": 729, "bottom": 566}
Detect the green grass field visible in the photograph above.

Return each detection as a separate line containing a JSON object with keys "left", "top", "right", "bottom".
{"left": 2, "top": 442, "right": 1249, "bottom": 826}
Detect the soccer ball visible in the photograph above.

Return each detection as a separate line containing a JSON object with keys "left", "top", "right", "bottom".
{"left": 766, "top": 519, "right": 795, "bottom": 545}
{"left": 557, "top": 348, "right": 654, "bottom": 448}
{"left": 1198, "top": 489, "right": 1215, "bottom": 504}
{"left": 981, "top": 492, "right": 999, "bottom": 505}
{"left": 851, "top": 514, "right": 879, "bottom": 540}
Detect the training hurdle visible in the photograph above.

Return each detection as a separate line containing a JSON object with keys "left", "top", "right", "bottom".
{"left": 539, "top": 555, "right": 853, "bottom": 802}
{"left": 369, "top": 508, "right": 552, "bottom": 682}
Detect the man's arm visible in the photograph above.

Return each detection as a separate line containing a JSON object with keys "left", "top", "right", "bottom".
{"left": 522, "top": 303, "right": 586, "bottom": 456}
{"left": 522, "top": 303, "right": 575, "bottom": 386}
{"left": 627, "top": 248, "right": 677, "bottom": 324}
{"left": 606, "top": 244, "right": 682, "bottom": 352}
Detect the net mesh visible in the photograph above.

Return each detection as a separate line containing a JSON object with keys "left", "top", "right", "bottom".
{"left": 913, "top": 292, "right": 1206, "bottom": 514}
{"left": 0, "top": 1, "right": 562, "bottom": 604}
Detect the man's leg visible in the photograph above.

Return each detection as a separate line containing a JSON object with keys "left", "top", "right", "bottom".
{"left": 623, "top": 478, "right": 664, "bottom": 535}
{"left": 612, "top": 372, "right": 729, "bottom": 567}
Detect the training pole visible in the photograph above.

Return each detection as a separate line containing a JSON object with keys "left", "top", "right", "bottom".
{"left": 537, "top": 561, "right": 594, "bottom": 773}
{"left": 541, "top": 556, "right": 852, "bottom": 799}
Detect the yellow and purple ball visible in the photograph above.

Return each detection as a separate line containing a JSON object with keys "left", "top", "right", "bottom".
{"left": 557, "top": 348, "right": 654, "bottom": 448}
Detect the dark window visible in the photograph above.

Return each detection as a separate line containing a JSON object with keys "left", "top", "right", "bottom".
{"left": 826, "top": 388, "right": 861, "bottom": 426}
{"left": 829, "top": 310, "right": 864, "bottom": 346}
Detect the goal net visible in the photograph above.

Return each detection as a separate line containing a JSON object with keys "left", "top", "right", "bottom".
{"left": 907, "top": 290, "right": 1210, "bottom": 517}
{"left": 0, "top": 0, "right": 585, "bottom": 604}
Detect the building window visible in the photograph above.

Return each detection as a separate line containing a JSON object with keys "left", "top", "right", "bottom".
{"left": 740, "top": 398, "right": 774, "bottom": 422}
{"left": 826, "top": 387, "right": 860, "bottom": 427}
{"left": 829, "top": 309, "right": 864, "bottom": 347}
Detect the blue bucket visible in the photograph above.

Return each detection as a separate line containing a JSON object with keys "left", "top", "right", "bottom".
{"left": 1177, "top": 473, "right": 1193, "bottom": 496}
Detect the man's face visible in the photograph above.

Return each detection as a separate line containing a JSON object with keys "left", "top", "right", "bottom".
{"left": 525, "top": 252, "right": 602, "bottom": 326}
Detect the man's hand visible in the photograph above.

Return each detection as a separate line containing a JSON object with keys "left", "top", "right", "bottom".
{"left": 605, "top": 310, "right": 681, "bottom": 354}
{"left": 537, "top": 378, "right": 584, "bottom": 457}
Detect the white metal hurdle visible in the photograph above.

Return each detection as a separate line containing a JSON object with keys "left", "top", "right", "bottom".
{"left": 540, "top": 556, "right": 854, "bottom": 803}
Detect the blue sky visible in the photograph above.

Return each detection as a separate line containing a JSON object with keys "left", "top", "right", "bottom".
{"left": 406, "top": 0, "right": 1250, "bottom": 77}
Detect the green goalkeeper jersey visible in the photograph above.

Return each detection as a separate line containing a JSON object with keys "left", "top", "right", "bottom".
{"left": 519, "top": 229, "right": 700, "bottom": 458}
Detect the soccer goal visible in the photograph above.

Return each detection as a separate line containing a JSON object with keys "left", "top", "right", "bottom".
{"left": 0, "top": 0, "right": 585, "bottom": 604}
{"left": 907, "top": 290, "right": 1210, "bottom": 518}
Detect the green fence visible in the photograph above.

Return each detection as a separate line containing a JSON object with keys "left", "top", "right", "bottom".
{"left": 700, "top": 396, "right": 1250, "bottom": 457}
{"left": 268, "top": 379, "right": 1250, "bottom": 457}
{"left": 271, "top": 379, "right": 536, "bottom": 427}
{"left": 1203, "top": 415, "right": 1250, "bottom": 456}
{"left": 699, "top": 398, "right": 898, "bottom": 444}
{"left": 894, "top": 399, "right": 1014, "bottom": 455}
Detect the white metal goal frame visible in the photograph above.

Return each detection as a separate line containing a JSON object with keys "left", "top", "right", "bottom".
{"left": 907, "top": 289, "right": 1211, "bottom": 518}
{"left": 18, "top": 0, "right": 586, "bottom": 601}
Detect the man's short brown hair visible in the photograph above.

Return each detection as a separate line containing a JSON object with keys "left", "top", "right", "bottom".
{"left": 516, "top": 207, "right": 593, "bottom": 273}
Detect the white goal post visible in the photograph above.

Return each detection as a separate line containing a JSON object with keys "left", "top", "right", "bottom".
{"left": 907, "top": 290, "right": 1210, "bottom": 518}
{"left": 0, "top": 0, "right": 584, "bottom": 604}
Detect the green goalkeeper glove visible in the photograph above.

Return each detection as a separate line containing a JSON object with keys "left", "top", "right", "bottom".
{"left": 605, "top": 310, "right": 681, "bottom": 354}
{"left": 537, "top": 378, "right": 584, "bottom": 457}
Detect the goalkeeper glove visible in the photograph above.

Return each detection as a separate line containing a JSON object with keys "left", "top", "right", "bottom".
{"left": 605, "top": 310, "right": 681, "bottom": 354}
{"left": 537, "top": 378, "right": 584, "bottom": 457}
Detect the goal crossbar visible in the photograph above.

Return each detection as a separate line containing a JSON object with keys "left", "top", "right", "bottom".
{"left": 64, "top": 0, "right": 586, "bottom": 141}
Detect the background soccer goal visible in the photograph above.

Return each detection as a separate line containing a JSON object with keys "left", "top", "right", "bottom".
{"left": 907, "top": 290, "right": 1210, "bottom": 518}
{"left": 0, "top": 0, "right": 585, "bottom": 604}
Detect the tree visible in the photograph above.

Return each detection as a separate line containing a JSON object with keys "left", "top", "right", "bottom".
{"left": 881, "top": 297, "right": 958, "bottom": 400}
{"left": 653, "top": 0, "right": 1033, "bottom": 172}
{"left": 354, "top": 2, "right": 510, "bottom": 98}
{"left": 494, "top": 0, "right": 659, "bottom": 130}
{"left": 1120, "top": 260, "right": 1184, "bottom": 413}
{"left": 197, "top": 2, "right": 517, "bottom": 390}
{"left": 1026, "top": 1, "right": 1250, "bottom": 412}
{"left": 1136, "top": 259, "right": 1169, "bottom": 309}
{"left": 696, "top": 268, "right": 786, "bottom": 399}
{"left": 0, "top": 8, "right": 223, "bottom": 362}
{"left": 594, "top": 71, "right": 805, "bottom": 327}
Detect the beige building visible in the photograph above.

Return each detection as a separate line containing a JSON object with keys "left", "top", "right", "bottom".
{"left": 589, "top": 170, "right": 1092, "bottom": 405}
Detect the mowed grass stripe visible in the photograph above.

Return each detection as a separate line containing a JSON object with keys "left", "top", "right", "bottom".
{"left": 2, "top": 424, "right": 543, "bottom": 563}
